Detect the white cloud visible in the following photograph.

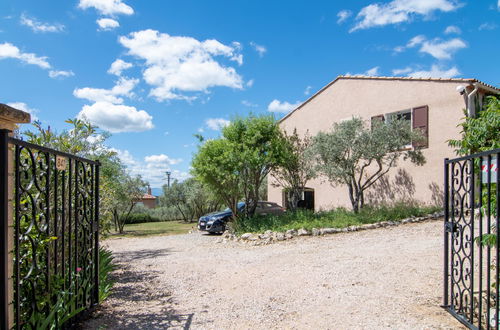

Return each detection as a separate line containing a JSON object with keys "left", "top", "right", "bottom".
{"left": 107, "top": 59, "right": 132, "bottom": 76}
{"left": 479, "top": 22, "right": 497, "bottom": 31}
{"left": 78, "top": 0, "right": 134, "bottom": 16}
{"left": 250, "top": 41, "right": 267, "bottom": 57}
{"left": 73, "top": 77, "right": 138, "bottom": 103}
{"left": 20, "top": 14, "right": 64, "bottom": 33}
{"left": 241, "top": 100, "right": 258, "bottom": 107}
{"left": 6, "top": 102, "right": 39, "bottom": 121}
{"left": 246, "top": 79, "right": 254, "bottom": 88}
{"left": 144, "top": 154, "right": 182, "bottom": 165}
{"left": 365, "top": 66, "right": 380, "bottom": 76}
{"left": 304, "top": 86, "right": 312, "bottom": 95}
{"left": 119, "top": 29, "right": 244, "bottom": 101}
{"left": 392, "top": 67, "right": 413, "bottom": 75}
{"left": 346, "top": 66, "right": 381, "bottom": 76}
{"left": 0, "top": 42, "right": 50, "bottom": 69}
{"left": 395, "top": 35, "right": 466, "bottom": 59}
{"left": 337, "top": 10, "right": 352, "bottom": 24}
{"left": 407, "top": 35, "right": 426, "bottom": 47}
{"left": 49, "top": 70, "right": 74, "bottom": 78}
{"left": 111, "top": 148, "right": 188, "bottom": 186}
{"left": 267, "top": 99, "right": 301, "bottom": 113}
{"left": 97, "top": 18, "right": 119, "bottom": 30}
{"left": 77, "top": 101, "right": 153, "bottom": 133}
{"left": 419, "top": 38, "right": 466, "bottom": 60}
{"left": 110, "top": 148, "right": 136, "bottom": 166}
{"left": 205, "top": 118, "right": 230, "bottom": 131}
{"left": 444, "top": 25, "right": 461, "bottom": 34}
{"left": 0, "top": 42, "right": 73, "bottom": 78}
{"left": 404, "top": 64, "right": 460, "bottom": 78}
{"left": 350, "top": 0, "right": 461, "bottom": 32}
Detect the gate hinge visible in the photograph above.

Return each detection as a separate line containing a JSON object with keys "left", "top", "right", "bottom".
{"left": 445, "top": 221, "right": 458, "bottom": 233}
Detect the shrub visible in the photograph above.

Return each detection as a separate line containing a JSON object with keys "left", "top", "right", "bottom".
{"left": 98, "top": 247, "right": 116, "bottom": 302}
{"left": 123, "top": 213, "right": 162, "bottom": 224}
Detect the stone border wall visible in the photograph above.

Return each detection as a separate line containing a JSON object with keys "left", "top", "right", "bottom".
{"left": 217, "top": 211, "right": 444, "bottom": 246}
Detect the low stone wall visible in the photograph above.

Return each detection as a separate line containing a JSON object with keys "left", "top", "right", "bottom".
{"left": 217, "top": 211, "right": 444, "bottom": 245}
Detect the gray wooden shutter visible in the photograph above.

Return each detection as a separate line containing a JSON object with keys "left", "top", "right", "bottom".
{"left": 371, "top": 115, "right": 385, "bottom": 130}
{"left": 412, "top": 105, "right": 428, "bottom": 148}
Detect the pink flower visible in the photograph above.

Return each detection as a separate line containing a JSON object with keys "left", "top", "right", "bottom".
{"left": 76, "top": 267, "right": 82, "bottom": 272}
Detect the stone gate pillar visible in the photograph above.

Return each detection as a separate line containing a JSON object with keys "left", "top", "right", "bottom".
{"left": 0, "top": 104, "right": 30, "bottom": 329}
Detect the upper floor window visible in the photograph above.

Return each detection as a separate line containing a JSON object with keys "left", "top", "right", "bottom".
{"left": 371, "top": 105, "right": 429, "bottom": 149}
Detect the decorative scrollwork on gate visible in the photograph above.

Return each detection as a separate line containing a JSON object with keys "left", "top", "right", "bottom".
{"left": 12, "top": 139, "right": 99, "bottom": 329}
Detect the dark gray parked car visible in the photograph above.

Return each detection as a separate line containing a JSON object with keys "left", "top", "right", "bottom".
{"left": 198, "top": 201, "right": 285, "bottom": 233}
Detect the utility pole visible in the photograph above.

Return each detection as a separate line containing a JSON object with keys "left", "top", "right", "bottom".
{"left": 165, "top": 171, "right": 171, "bottom": 188}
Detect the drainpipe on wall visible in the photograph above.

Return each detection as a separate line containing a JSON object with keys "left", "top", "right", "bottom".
{"left": 467, "top": 83, "right": 479, "bottom": 117}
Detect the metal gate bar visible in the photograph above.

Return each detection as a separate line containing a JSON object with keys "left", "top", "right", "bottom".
{"left": 443, "top": 148, "right": 500, "bottom": 329}
{"left": 0, "top": 133, "right": 100, "bottom": 329}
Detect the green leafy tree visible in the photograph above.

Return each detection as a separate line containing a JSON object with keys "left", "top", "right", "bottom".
{"left": 271, "top": 129, "right": 316, "bottom": 211}
{"left": 192, "top": 115, "right": 287, "bottom": 218}
{"left": 310, "top": 117, "right": 425, "bottom": 213}
{"left": 448, "top": 95, "right": 500, "bottom": 155}
{"left": 192, "top": 138, "right": 242, "bottom": 218}
{"left": 223, "top": 115, "right": 287, "bottom": 217}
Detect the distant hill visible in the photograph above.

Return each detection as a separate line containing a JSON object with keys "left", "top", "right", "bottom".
{"left": 151, "top": 188, "right": 163, "bottom": 197}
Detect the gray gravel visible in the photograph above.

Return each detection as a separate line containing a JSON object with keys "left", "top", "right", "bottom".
{"left": 82, "top": 220, "right": 464, "bottom": 329}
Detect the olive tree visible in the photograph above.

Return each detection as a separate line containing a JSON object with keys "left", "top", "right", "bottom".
{"left": 160, "top": 178, "right": 221, "bottom": 222}
{"left": 310, "top": 117, "right": 425, "bottom": 213}
{"left": 271, "top": 129, "right": 316, "bottom": 210}
{"left": 111, "top": 174, "right": 147, "bottom": 233}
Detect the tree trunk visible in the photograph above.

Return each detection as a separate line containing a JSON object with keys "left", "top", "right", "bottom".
{"left": 113, "top": 209, "right": 118, "bottom": 232}
{"left": 348, "top": 182, "right": 359, "bottom": 213}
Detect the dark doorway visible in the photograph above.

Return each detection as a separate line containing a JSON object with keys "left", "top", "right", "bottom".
{"left": 282, "top": 188, "right": 314, "bottom": 211}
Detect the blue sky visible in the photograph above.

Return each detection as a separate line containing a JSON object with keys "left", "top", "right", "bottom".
{"left": 1, "top": 0, "right": 499, "bottom": 189}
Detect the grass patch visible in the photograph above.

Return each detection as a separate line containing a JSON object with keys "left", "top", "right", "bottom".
{"left": 234, "top": 203, "right": 441, "bottom": 234}
{"left": 107, "top": 221, "right": 195, "bottom": 238}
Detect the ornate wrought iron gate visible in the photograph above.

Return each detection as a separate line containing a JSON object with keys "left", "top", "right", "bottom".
{"left": 443, "top": 148, "right": 499, "bottom": 329}
{"left": 0, "top": 131, "right": 100, "bottom": 329}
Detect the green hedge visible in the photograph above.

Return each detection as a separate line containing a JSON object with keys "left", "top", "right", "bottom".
{"left": 123, "top": 213, "right": 163, "bottom": 224}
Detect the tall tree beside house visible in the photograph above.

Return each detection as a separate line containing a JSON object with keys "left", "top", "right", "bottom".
{"left": 192, "top": 114, "right": 287, "bottom": 218}
{"left": 310, "top": 117, "right": 425, "bottom": 213}
{"left": 448, "top": 95, "right": 499, "bottom": 243}
{"left": 271, "top": 129, "right": 316, "bottom": 211}
{"left": 448, "top": 95, "right": 500, "bottom": 155}
{"left": 192, "top": 138, "right": 242, "bottom": 218}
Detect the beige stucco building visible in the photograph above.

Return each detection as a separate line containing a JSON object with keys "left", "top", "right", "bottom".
{"left": 268, "top": 76, "right": 499, "bottom": 211}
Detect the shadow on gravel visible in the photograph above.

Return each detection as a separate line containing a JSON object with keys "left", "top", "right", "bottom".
{"left": 79, "top": 250, "right": 195, "bottom": 329}
{"left": 113, "top": 248, "right": 172, "bottom": 262}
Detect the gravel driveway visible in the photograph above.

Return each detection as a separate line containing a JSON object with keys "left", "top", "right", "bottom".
{"left": 82, "top": 220, "right": 464, "bottom": 329}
